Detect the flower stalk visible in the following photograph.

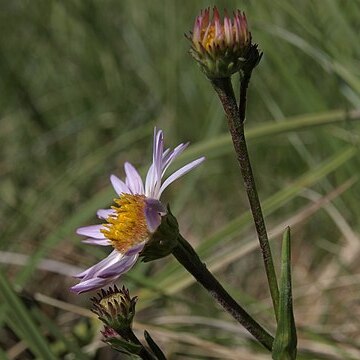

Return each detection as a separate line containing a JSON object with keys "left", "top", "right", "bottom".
{"left": 172, "top": 233, "right": 274, "bottom": 350}
{"left": 142, "top": 208, "right": 274, "bottom": 349}
{"left": 187, "top": 7, "right": 278, "bottom": 319}
{"left": 105, "top": 327, "right": 154, "bottom": 360}
{"left": 91, "top": 286, "right": 156, "bottom": 359}
{"left": 210, "top": 76, "right": 280, "bottom": 321}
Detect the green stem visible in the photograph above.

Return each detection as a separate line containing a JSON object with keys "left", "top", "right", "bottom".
{"left": 211, "top": 76, "right": 280, "bottom": 321}
{"left": 126, "top": 329, "right": 155, "bottom": 360}
{"left": 172, "top": 234, "right": 274, "bottom": 350}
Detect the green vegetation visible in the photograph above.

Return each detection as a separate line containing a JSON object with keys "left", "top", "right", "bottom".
{"left": 1, "top": 1, "right": 359, "bottom": 358}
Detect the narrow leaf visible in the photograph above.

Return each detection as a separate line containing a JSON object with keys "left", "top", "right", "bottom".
{"left": 0, "top": 272, "right": 57, "bottom": 360}
{"left": 144, "top": 330, "right": 167, "bottom": 360}
{"left": 272, "top": 227, "right": 297, "bottom": 359}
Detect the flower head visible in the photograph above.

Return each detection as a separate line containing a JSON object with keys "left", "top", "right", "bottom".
{"left": 91, "top": 285, "right": 137, "bottom": 332}
{"left": 71, "top": 128, "right": 204, "bottom": 294}
{"left": 188, "top": 7, "right": 261, "bottom": 78}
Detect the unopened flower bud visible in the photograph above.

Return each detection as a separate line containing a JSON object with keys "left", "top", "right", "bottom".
{"left": 188, "top": 7, "right": 261, "bottom": 79}
{"left": 91, "top": 285, "right": 137, "bottom": 337}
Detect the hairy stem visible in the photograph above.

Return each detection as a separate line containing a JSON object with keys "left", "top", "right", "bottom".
{"left": 172, "top": 234, "right": 274, "bottom": 350}
{"left": 211, "top": 76, "right": 279, "bottom": 321}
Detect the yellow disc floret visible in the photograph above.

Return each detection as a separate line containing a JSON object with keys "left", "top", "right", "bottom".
{"left": 101, "top": 194, "right": 150, "bottom": 253}
{"left": 203, "top": 27, "right": 215, "bottom": 51}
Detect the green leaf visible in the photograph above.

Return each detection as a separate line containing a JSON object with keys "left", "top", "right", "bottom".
{"left": 106, "top": 337, "right": 142, "bottom": 356}
{"left": 173, "top": 109, "right": 360, "bottom": 166}
{"left": 144, "top": 330, "right": 167, "bottom": 360}
{"left": 272, "top": 227, "right": 297, "bottom": 360}
{"left": 0, "top": 271, "right": 57, "bottom": 360}
{"left": 0, "top": 347, "right": 10, "bottom": 360}
{"left": 31, "top": 306, "right": 89, "bottom": 359}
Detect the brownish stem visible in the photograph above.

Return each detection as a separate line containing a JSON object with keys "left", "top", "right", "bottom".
{"left": 211, "top": 76, "right": 279, "bottom": 321}
{"left": 172, "top": 234, "right": 274, "bottom": 350}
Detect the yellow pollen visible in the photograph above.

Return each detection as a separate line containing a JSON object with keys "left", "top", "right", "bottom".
{"left": 203, "top": 26, "right": 215, "bottom": 51}
{"left": 101, "top": 194, "right": 149, "bottom": 253}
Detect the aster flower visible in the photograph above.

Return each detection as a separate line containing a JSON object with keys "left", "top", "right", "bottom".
{"left": 188, "top": 7, "right": 261, "bottom": 78}
{"left": 71, "top": 128, "right": 205, "bottom": 294}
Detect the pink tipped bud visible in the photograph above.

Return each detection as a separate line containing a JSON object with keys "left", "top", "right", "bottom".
{"left": 213, "top": 6, "right": 222, "bottom": 38}
{"left": 187, "top": 7, "right": 261, "bottom": 78}
{"left": 223, "top": 15, "right": 232, "bottom": 45}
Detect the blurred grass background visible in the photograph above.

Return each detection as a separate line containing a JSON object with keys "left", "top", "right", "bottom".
{"left": 1, "top": 0, "right": 360, "bottom": 359}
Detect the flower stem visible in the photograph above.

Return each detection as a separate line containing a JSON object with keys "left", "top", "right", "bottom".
{"left": 211, "top": 76, "right": 280, "bottom": 321}
{"left": 172, "top": 234, "right": 274, "bottom": 350}
{"left": 125, "top": 329, "right": 156, "bottom": 360}
{"left": 239, "top": 72, "right": 252, "bottom": 122}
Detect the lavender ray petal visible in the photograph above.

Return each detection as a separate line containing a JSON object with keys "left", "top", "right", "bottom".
{"left": 152, "top": 128, "right": 163, "bottom": 197}
{"left": 82, "top": 238, "right": 111, "bottom": 246}
{"left": 98, "top": 254, "right": 139, "bottom": 279}
{"left": 125, "top": 241, "right": 146, "bottom": 256}
{"left": 79, "top": 250, "right": 123, "bottom": 281}
{"left": 145, "top": 198, "right": 166, "bottom": 232}
{"left": 76, "top": 225, "right": 106, "bottom": 239}
{"left": 159, "top": 157, "right": 205, "bottom": 197}
{"left": 73, "top": 269, "right": 89, "bottom": 279}
{"left": 70, "top": 276, "right": 115, "bottom": 294}
{"left": 162, "top": 148, "right": 171, "bottom": 159}
{"left": 110, "top": 174, "right": 130, "bottom": 195}
{"left": 145, "top": 198, "right": 167, "bottom": 214}
{"left": 145, "top": 164, "right": 156, "bottom": 197}
{"left": 145, "top": 205, "right": 162, "bottom": 233}
{"left": 162, "top": 142, "right": 189, "bottom": 175}
{"left": 124, "top": 162, "right": 144, "bottom": 195}
{"left": 97, "top": 208, "right": 115, "bottom": 220}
